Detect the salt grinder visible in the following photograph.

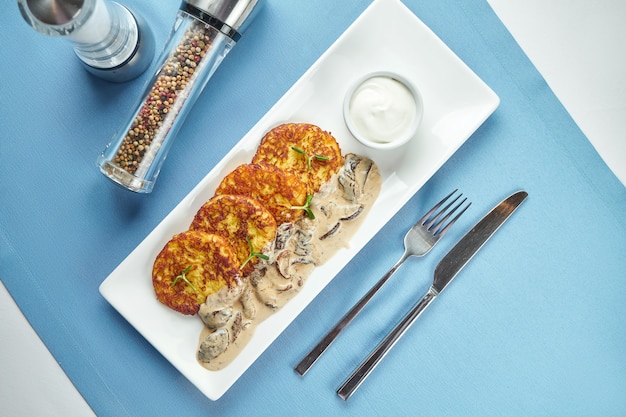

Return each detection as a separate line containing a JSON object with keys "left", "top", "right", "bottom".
{"left": 18, "top": 0, "right": 154, "bottom": 82}
{"left": 96, "top": 0, "right": 265, "bottom": 193}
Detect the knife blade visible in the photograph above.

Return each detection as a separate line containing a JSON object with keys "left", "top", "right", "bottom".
{"left": 433, "top": 190, "right": 528, "bottom": 293}
{"left": 337, "top": 190, "right": 528, "bottom": 400}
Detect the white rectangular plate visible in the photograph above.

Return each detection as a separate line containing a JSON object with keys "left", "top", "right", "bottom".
{"left": 99, "top": 0, "right": 499, "bottom": 401}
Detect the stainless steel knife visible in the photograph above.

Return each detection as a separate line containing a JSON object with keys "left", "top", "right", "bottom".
{"left": 337, "top": 190, "right": 529, "bottom": 400}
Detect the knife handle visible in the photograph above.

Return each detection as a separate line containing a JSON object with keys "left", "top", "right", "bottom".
{"left": 337, "top": 286, "right": 438, "bottom": 400}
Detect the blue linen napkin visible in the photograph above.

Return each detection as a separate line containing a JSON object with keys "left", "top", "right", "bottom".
{"left": 1, "top": 0, "right": 624, "bottom": 416}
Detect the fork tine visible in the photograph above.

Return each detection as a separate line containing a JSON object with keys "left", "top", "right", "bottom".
{"left": 435, "top": 199, "right": 471, "bottom": 238}
{"left": 420, "top": 190, "right": 471, "bottom": 237}
{"left": 418, "top": 189, "right": 458, "bottom": 224}
{"left": 425, "top": 193, "right": 463, "bottom": 233}
{"left": 420, "top": 189, "right": 463, "bottom": 229}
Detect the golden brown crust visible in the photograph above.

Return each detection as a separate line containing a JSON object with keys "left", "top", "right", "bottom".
{"left": 152, "top": 231, "right": 240, "bottom": 315}
{"left": 252, "top": 123, "right": 344, "bottom": 194}
{"left": 153, "top": 123, "right": 345, "bottom": 316}
{"left": 190, "top": 194, "right": 277, "bottom": 275}
{"left": 214, "top": 163, "right": 308, "bottom": 225}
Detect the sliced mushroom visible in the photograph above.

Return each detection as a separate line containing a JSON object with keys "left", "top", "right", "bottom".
{"left": 275, "top": 223, "right": 294, "bottom": 250}
{"left": 198, "top": 305, "right": 233, "bottom": 329}
{"left": 340, "top": 204, "right": 364, "bottom": 221}
{"left": 320, "top": 222, "right": 341, "bottom": 240}
{"left": 197, "top": 328, "right": 229, "bottom": 363}
{"left": 276, "top": 250, "right": 316, "bottom": 280}
{"left": 319, "top": 202, "right": 335, "bottom": 218}
{"left": 231, "top": 312, "right": 245, "bottom": 341}
{"left": 294, "top": 228, "right": 313, "bottom": 256}
{"left": 338, "top": 153, "right": 374, "bottom": 201}
{"left": 276, "top": 251, "right": 293, "bottom": 279}
{"left": 253, "top": 276, "right": 279, "bottom": 309}
{"left": 240, "top": 285, "right": 257, "bottom": 320}
{"left": 292, "top": 256, "right": 315, "bottom": 266}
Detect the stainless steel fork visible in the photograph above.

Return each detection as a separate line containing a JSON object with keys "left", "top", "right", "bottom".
{"left": 294, "top": 189, "right": 471, "bottom": 376}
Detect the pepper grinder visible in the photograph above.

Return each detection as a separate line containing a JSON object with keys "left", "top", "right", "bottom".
{"left": 18, "top": 0, "right": 154, "bottom": 82}
{"left": 96, "top": 0, "right": 265, "bottom": 193}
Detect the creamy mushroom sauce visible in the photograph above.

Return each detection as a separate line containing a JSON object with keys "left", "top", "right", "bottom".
{"left": 197, "top": 154, "right": 382, "bottom": 370}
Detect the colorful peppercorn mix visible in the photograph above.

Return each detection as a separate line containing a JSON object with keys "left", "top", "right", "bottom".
{"left": 111, "top": 20, "right": 215, "bottom": 174}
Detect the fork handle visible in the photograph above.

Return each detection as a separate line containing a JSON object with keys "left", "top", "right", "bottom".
{"left": 337, "top": 286, "right": 439, "bottom": 400}
{"left": 294, "top": 254, "right": 409, "bottom": 376}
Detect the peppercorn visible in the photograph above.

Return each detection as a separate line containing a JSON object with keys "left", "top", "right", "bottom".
{"left": 111, "top": 20, "right": 214, "bottom": 174}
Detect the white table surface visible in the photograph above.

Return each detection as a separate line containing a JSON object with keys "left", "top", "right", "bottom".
{"left": 2, "top": 1, "right": 624, "bottom": 415}
{"left": 489, "top": 0, "right": 626, "bottom": 187}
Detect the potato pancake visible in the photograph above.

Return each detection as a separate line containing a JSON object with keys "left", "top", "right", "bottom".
{"left": 214, "top": 163, "right": 308, "bottom": 225}
{"left": 252, "top": 123, "right": 343, "bottom": 193}
{"left": 190, "top": 194, "right": 277, "bottom": 275}
{"left": 152, "top": 231, "right": 240, "bottom": 315}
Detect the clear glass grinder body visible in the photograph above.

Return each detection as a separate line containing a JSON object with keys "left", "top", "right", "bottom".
{"left": 97, "top": 0, "right": 264, "bottom": 193}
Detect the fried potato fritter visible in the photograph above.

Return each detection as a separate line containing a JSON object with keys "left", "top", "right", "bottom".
{"left": 252, "top": 123, "right": 343, "bottom": 193}
{"left": 153, "top": 123, "right": 346, "bottom": 316}
{"left": 190, "top": 194, "right": 277, "bottom": 275}
{"left": 214, "top": 163, "right": 308, "bottom": 225}
{"left": 152, "top": 231, "right": 240, "bottom": 315}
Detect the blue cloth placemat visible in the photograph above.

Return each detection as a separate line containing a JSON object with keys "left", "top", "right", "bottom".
{"left": 1, "top": 0, "right": 624, "bottom": 415}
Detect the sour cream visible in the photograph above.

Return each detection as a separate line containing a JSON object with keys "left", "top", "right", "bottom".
{"left": 345, "top": 73, "right": 422, "bottom": 148}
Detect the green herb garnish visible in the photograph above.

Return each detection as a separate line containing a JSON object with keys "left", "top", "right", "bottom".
{"left": 292, "top": 194, "right": 315, "bottom": 219}
{"left": 171, "top": 266, "right": 199, "bottom": 293}
{"left": 291, "top": 146, "right": 330, "bottom": 171}
{"left": 241, "top": 237, "right": 270, "bottom": 270}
